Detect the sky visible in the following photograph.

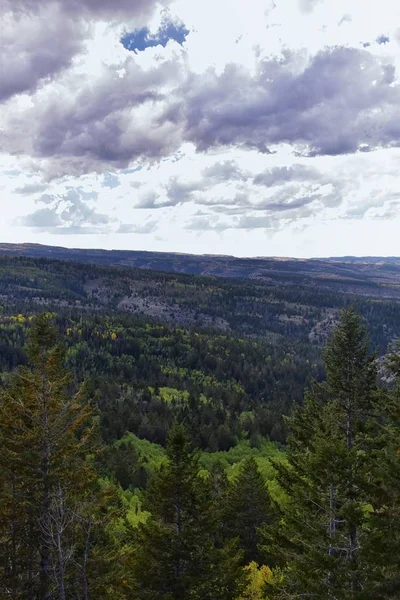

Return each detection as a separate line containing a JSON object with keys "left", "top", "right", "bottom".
{"left": 2, "top": 0, "right": 400, "bottom": 257}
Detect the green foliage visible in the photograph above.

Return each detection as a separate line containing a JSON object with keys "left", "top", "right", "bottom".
{"left": 1, "top": 253, "right": 400, "bottom": 598}
{"left": 267, "top": 308, "right": 399, "bottom": 599}
{"left": 0, "top": 314, "right": 98, "bottom": 598}
{"left": 0, "top": 314, "right": 132, "bottom": 600}
{"left": 222, "top": 457, "right": 275, "bottom": 565}
{"left": 131, "top": 425, "right": 244, "bottom": 600}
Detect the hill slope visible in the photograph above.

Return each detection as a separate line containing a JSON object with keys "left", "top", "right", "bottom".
{"left": 1, "top": 243, "right": 400, "bottom": 300}
{"left": 0, "top": 251, "right": 399, "bottom": 448}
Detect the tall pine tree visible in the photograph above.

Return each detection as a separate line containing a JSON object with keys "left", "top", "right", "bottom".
{"left": 267, "top": 308, "right": 392, "bottom": 599}
{"left": 0, "top": 313, "right": 98, "bottom": 599}
{"left": 222, "top": 457, "right": 274, "bottom": 565}
{"left": 132, "top": 424, "right": 243, "bottom": 600}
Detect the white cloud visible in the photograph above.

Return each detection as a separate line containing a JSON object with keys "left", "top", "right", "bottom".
{"left": 2, "top": 0, "right": 400, "bottom": 256}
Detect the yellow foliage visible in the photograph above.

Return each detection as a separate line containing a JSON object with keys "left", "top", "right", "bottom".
{"left": 111, "top": 332, "right": 118, "bottom": 340}
{"left": 236, "top": 562, "right": 273, "bottom": 600}
{"left": 10, "top": 313, "right": 26, "bottom": 323}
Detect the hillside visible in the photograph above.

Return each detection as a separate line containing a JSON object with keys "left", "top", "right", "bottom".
{"left": 2, "top": 243, "right": 400, "bottom": 300}
{"left": 1, "top": 253, "right": 400, "bottom": 352}
{"left": 0, "top": 251, "right": 400, "bottom": 449}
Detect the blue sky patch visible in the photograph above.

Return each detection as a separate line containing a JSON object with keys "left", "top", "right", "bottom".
{"left": 103, "top": 172, "right": 121, "bottom": 189}
{"left": 121, "top": 19, "right": 189, "bottom": 54}
{"left": 121, "top": 166, "right": 142, "bottom": 175}
{"left": 376, "top": 34, "right": 390, "bottom": 45}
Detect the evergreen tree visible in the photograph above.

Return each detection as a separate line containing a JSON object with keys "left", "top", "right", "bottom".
{"left": 223, "top": 457, "right": 273, "bottom": 565}
{"left": 267, "top": 308, "right": 391, "bottom": 599}
{"left": 367, "top": 350, "right": 400, "bottom": 597}
{"left": 132, "top": 424, "right": 243, "bottom": 600}
{"left": 0, "top": 313, "right": 98, "bottom": 599}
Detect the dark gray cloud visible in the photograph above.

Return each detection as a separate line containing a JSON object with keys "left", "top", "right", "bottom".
{"left": 2, "top": 0, "right": 170, "bottom": 103}
{"left": 5, "top": 58, "right": 184, "bottom": 176}
{"left": 18, "top": 188, "right": 111, "bottom": 233}
{"left": 175, "top": 47, "right": 400, "bottom": 158}
{"left": 1, "top": 7, "right": 87, "bottom": 101}
{"left": 4, "top": 9, "right": 400, "bottom": 179}
{"left": 5, "top": 0, "right": 169, "bottom": 21}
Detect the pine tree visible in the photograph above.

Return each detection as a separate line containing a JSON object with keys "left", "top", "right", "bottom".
{"left": 223, "top": 457, "right": 274, "bottom": 565}
{"left": 0, "top": 313, "right": 98, "bottom": 599}
{"left": 366, "top": 350, "right": 400, "bottom": 597}
{"left": 132, "top": 424, "right": 243, "bottom": 600}
{"left": 267, "top": 308, "right": 389, "bottom": 599}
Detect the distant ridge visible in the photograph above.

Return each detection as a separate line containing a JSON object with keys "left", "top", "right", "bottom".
{"left": 1, "top": 242, "right": 400, "bottom": 299}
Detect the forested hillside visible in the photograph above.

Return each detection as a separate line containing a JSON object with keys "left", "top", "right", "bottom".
{"left": 1, "top": 310, "right": 399, "bottom": 598}
{"left": 1, "top": 253, "right": 400, "bottom": 449}
{"left": 2, "top": 254, "right": 400, "bottom": 351}
{"left": 1, "top": 255, "right": 400, "bottom": 597}
{"left": 2, "top": 243, "right": 400, "bottom": 299}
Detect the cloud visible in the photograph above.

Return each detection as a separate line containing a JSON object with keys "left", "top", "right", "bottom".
{"left": 185, "top": 216, "right": 229, "bottom": 231}
{"left": 235, "top": 215, "right": 273, "bottom": 229}
{"left": 17, "top": 187, "right": 112, "bottom": 233}
{"left": 253, "top": 164, "right": 320, "bottom": 186}
{"left": 1, "top": 5, "right": 87, "bottom": 101}
{"left": 18, "top": 208, "right": 62, "bottom": 228}
{"left": 14, "top": 183, "right": 48, "bottom": 195}
{"left": 197, "top": 191, "right": 251, "bottom": 209}
{"left": 2, "top": 56, "right": 185, "bottom": 177}
{"left": 176, "top": 47, "right": 400, "bottom": 157}
{"left": 4, "top": 29, "right": 400, "bottom": 178}
{"left": 259, "top": 196, "right": 316, "bottom": 212}
{"left": 5, "top": 0, "right": 169, "bottom": 21}
{"left": 2, "top": 0, "right": 169, "bottom": 102}
{"left": 299, "top": 0, "right": 322, "bottom": 14}
{"left": 201, "top": 160, "right": 250, "bottom": 183}
{"left": 338, "top": 14, "right": 352, "bottom": 26}
{"left": 136, "top": 190, "right": 165, "bottom": 209}
{"left": 164, "top": 176, "right": 206, "bottom": 203}
{"left": 117, "top": 220, "right": 158, "bottom": 233}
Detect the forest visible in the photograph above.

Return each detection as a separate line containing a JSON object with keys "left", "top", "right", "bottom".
{"left": 0, "top": 256, "right": 400, "bottom": 598}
